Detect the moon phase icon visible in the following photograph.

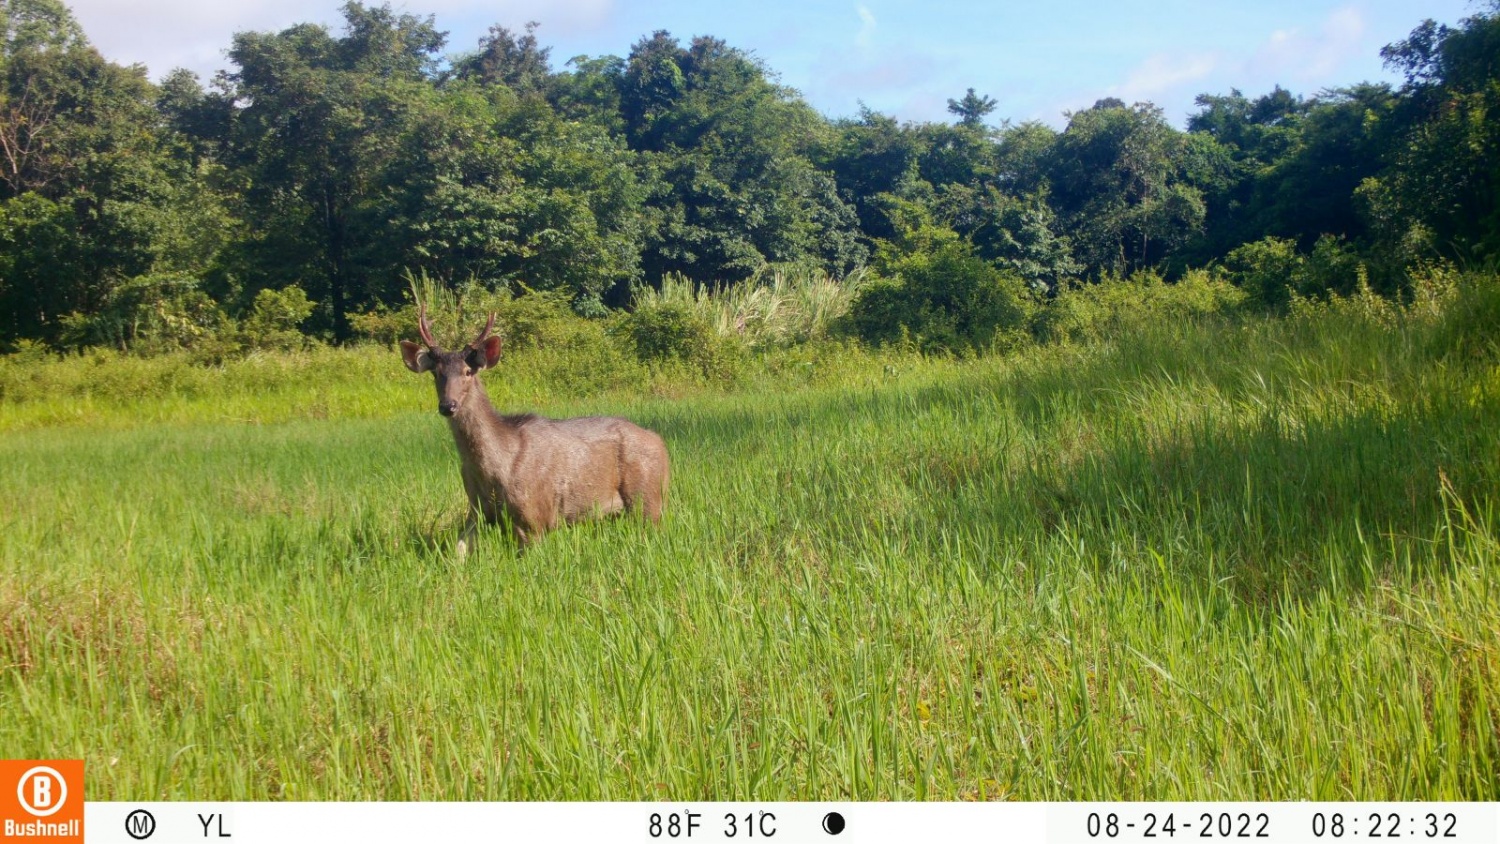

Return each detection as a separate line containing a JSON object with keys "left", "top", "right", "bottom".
{"left": 822, "top": 812, "right": 846, "bottom": 835}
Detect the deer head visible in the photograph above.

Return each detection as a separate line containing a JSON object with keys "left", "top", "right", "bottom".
{"left": 400, "top": 304, "right": 502, "bottom": 417}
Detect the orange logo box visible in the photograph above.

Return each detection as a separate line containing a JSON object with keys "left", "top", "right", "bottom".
{"left": 0, "top": 761, "right": 83, "bottom": 842}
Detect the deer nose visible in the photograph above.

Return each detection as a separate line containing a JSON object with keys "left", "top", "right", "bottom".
{"left": 438, "top": 401, "right": 458, "bottom": 416}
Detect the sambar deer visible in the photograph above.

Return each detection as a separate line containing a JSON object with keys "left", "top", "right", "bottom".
{"left": 400, "top": 306, "right": 669, "bottom": 552}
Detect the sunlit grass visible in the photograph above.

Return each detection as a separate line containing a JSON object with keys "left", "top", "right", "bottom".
{"left": 1, "top": 300, "right": 1497, "bottom": 800}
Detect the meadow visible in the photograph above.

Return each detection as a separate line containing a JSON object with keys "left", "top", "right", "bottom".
{"left": 1, "top": 281, "right": 1498, "bottom": 800}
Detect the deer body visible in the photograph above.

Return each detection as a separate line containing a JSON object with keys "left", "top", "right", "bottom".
{"left": 403, "top": 309, "right": 669, "bottom": 550}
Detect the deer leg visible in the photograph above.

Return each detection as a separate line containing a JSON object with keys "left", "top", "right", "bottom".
{"left": 509, "top": 502, "right": 552, "bottom": 551}
{"left": 456, "top": 503, "right": 480, "bottom": 558}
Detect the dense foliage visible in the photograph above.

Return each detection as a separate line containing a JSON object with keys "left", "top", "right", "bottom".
{"left": 1, "top": 0, "right": 1497, "bottom": 352}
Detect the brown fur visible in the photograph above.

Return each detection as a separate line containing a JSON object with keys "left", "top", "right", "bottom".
{"left": 401, "top": 327, "right": 669, "bottom": 551}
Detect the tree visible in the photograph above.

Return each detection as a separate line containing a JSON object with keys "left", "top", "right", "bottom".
{"left": 963, "top": 188, "right": 1080, "bottom": 291}
{"left": 0, "top": 0, "right": 89, "bottom": 197}
{"left": 450, "top": 21, "right": 552, "bottom": 94}
{"left": 1048, "top": 101, "right": 1204, "bottom": 276}
{"left": 1365, "top": 4, "right": 1500, "bottom": 263}
{"left": 0, "top": 0, "right": 83, "bottom": 52}
{"left": 1183, "top": 88, "right": 1304, "bottom": 262}
{"left": 1252, "top": 84, "right": 1396, "bottom": 249}
{"left": 0, "top": 0, "right": 229, "bottom": 346}
{"left": 946, "top": 88, "right": 997, "bottom": 129}
{"left": 224, "top": 2, "right": 446, "bottom": 339}
{"left": 1188, "top": 86, "right": 1306, "bottom": 157}
{"left": 619, "top": 32, "right": 866, "bottom": 282}
{"left": 550, "top": 54, "right": 626, "bottom": 134}
{"left": 155, "top": 69, "right": 234, "bottom": 166}
{"left": 994, "top": 120, "right": 1058, "bottom": 196}
{"left": 818, "top": 107, "right": 926, "bottom": 241}
{"left": 916, "top": 120, "right": 997, "bottom": 187}
{"left": 384, "top": 84, "right": 646, "bottom": 308}
{"left": 619, "top": 30, "right": 686, "bottom": 152}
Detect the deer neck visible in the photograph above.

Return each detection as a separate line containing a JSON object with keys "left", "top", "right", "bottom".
{"left": 445, "top": 380, "right": 517, "bottom": 482}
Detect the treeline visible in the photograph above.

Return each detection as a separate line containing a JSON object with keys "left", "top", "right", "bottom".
{"left": 0, "top": 0, "right": 1496, "bottom": 352}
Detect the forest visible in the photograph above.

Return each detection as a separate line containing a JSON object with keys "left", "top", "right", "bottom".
{"left": 0, "top": 0, "right": 1496, "bottom": 353}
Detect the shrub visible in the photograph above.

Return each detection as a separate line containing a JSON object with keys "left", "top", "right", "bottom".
{"left": 1406, "top": 262, "right": 1462, "bottom": 322}
{"left": 619, "top": 303, "right": 709, "bottom": 360}
{"left": 56, "top": 272, "right": 232, "bottom": 355}
{"left": 1034, "top": 269, "right": 1246, "bottom": 345}
{"left": 1302, "top": 235, "right": 1364, "bottom": 298}
{"left": 353, "top": 270, "right": 515, "bottom": 349}
{"left": 348, "top": 305, "right": 412, "bottom": 347}
{"left": 1429, "top": 272, "right": 1500, "bottom": 364}
{"left": 632, "top": 266, "right": 870, "bottom": 348}
{"left": 1224, "top": 236, "right": 1302, "bottom": 309}
{"left": 844, "top": 243, "right": 1034, "bottom": 354}
{"left": 838, "top": 277, "right": 912, "bottom": 348}
{"left": 1288, "top": 268, "right": 1399, "bottom": 328}
{"left": 1225, "top": 235, "right": 1366, "bottom": 309}
{"left": 490, "top": 289, "right": 652, "bottom": 394}
{"left": 616, "top": 301, "right": 746, "bottom": 382}
{"left": 493, "top": 290, "right": 588, "bottom": 352}
{"left": 239, "top": 286, "right": 315, "bottom": 352}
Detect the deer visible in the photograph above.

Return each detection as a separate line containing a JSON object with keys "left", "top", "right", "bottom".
{"left": 400, "top": 305, "right": 669, "bottom": 553}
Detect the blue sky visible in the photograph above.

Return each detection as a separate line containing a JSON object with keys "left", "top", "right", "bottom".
{"left": 67, "top": 0, "right": 1478, "bottom": 127}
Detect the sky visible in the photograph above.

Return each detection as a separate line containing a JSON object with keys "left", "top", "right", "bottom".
{"left": 65, "top": 0, "right": 1480, "bottom": 128}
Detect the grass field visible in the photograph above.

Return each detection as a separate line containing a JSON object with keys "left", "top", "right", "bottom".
{"left": 1, "top": 293, "right": 1498, "bottom": 799}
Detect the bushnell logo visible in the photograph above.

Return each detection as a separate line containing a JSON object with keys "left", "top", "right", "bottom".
{"left": 1, "top": 761, "right": 83, "bottom": 842}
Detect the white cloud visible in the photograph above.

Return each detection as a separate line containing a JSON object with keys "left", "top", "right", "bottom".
{"left": 1097, "top": 7, "right": 1367, "bottom": 113}
{"left": 64, "top": 0, "right": 615, "bottom": 80}
{"left": 65, "top": 0, "right": 312, "bottom": 78}
{"left": 1048, "top": 4, "right": 1376, "bottom": 128}
{"left": 855, "top": 4, "right": 876, "bottom": 49}
{"left": 1109, "top": 52, "right": 1219, "bottom": 103}
{"left": 1247, "top": 4, "right": 1366, "bottom": 83}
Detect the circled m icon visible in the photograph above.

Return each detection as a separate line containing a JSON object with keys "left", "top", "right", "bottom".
{"left": 125, "top": 809, "right": 157, "bottom": 840}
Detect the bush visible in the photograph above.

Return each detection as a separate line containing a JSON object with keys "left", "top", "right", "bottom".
{"left": 1224, "top": 236, "right": 1302, "bottom": 309}
{"left": 1302, "top": 235, "right": 1364, "bottom": 298}
{"left": 619, "top": 303, "right": 709, "bottom": 360}
{"left": 239, "top": 286, "right": 315, "bottom": 352}
{"left": 348, "top": 305, "right": 412, "bottom": 347}
{"left": 1034, "top": 269, "right": 1246, "bottom": 345}
{"left": 493, "top": 290, "right": 589, "bottom": 352}
{"left": 1225, "top": 235, "right": 1365, "bottom": 309}
{"left": 1288, "top": 269, "right": 1399, "bottom": 328}
{"left": 839, "top": 277, "right": 913, "bottom": 349}
{"left": 350, "top": 282, "right": 568, "bottom": 351}
{"left": 491, "top": 290, "right": 652, "bottom": 394}
{"left": 47, "top": 273, "right": 248, "bottom": 363}
{"left": 616, "top": 302, "right": 746, "bottom": 382}
{"left": 1429, "top": 272, "right": 1500, "bottom": 364}
{"left": 633, "top": 267, "right": 870, "bottom": 349}
{"left": 844, "top": 243, "right": 1034, "bottom": 354}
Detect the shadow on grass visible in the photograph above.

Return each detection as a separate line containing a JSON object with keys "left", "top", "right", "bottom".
{"left": 1007, "top": 396, "right": 1493, "bottom": 600}
{"left": 635, "top": 320, "right": 1497, "bottom": 605}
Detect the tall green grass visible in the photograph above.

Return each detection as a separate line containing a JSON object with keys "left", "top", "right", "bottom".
{"left": 636, "top": 266, "right": 871, "bottom": 347}
{"left": 0, "top": 280, "right": 1497, "bottom": 799}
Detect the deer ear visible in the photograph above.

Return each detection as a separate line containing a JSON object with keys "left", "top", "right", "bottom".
{"left": 480, "top": 335, "right": 502, "bottom": 369}
{"left": 400, "top": 340, "right": 433, "bottom": 373}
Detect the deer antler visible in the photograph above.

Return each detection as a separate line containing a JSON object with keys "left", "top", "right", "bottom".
{"left": 470, "top": 313, "right": 496, "bottom": 348}
{"left": 417, "top": 301, "right": 437, "bottom": 348}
